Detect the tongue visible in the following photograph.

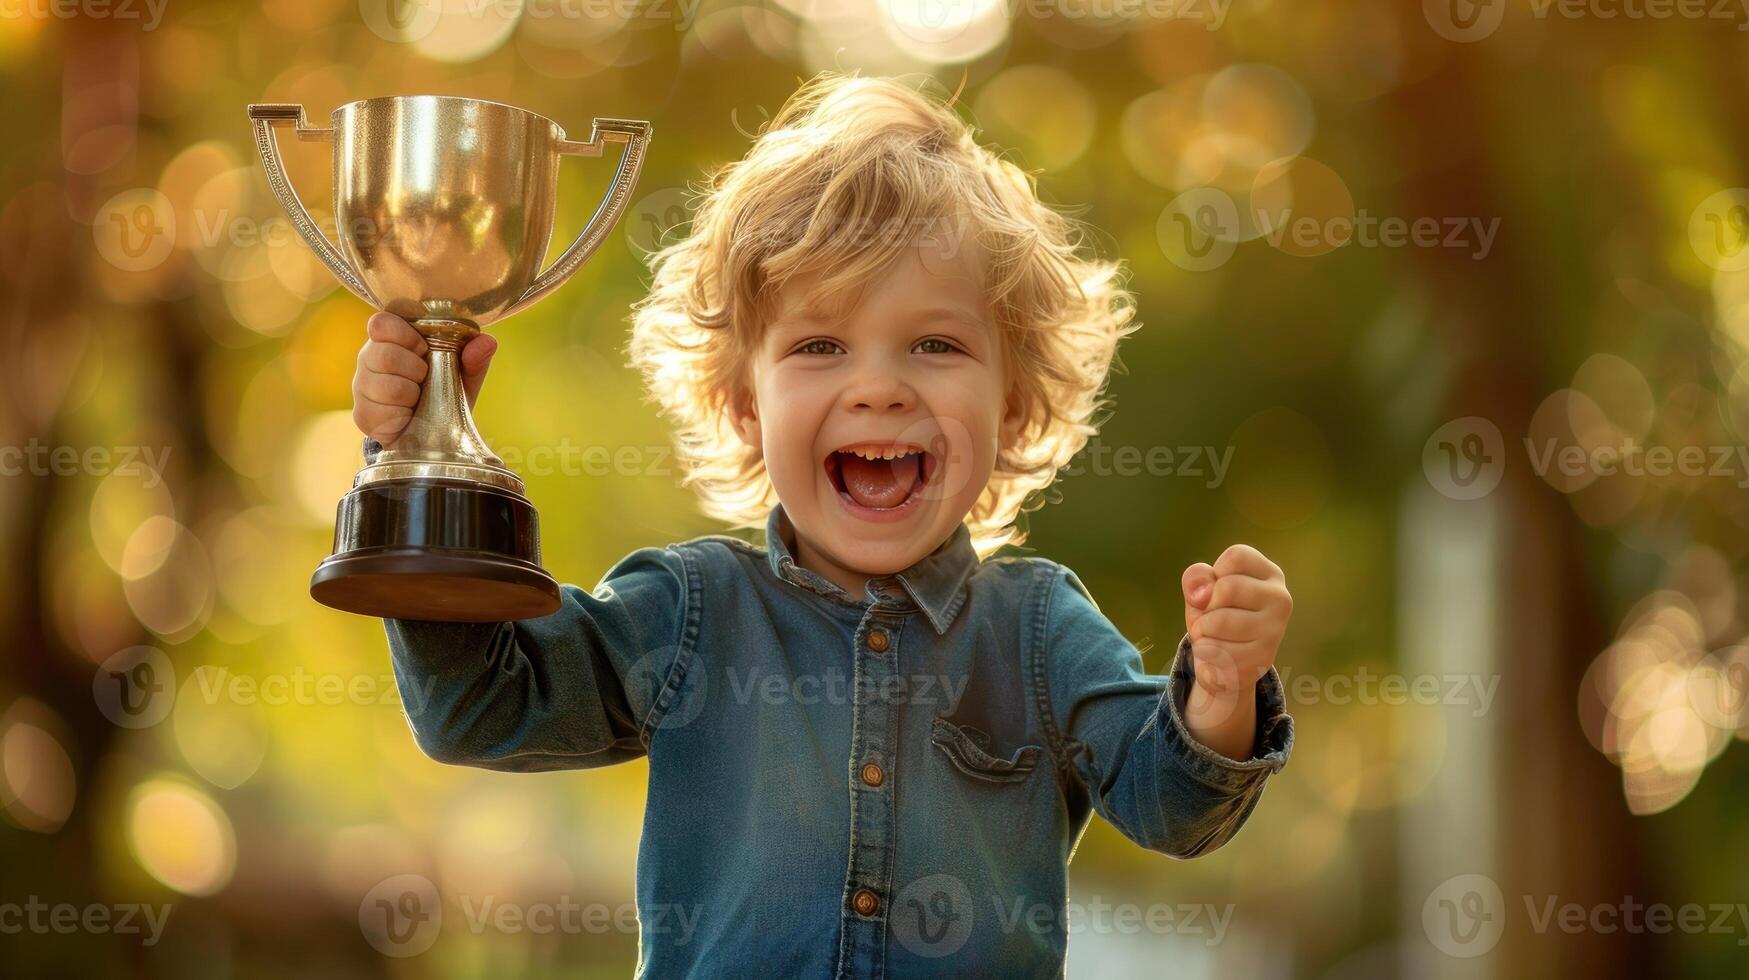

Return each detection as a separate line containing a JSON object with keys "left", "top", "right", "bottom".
{"left": 840, "top": 452, "right": 920, "bottom": 509}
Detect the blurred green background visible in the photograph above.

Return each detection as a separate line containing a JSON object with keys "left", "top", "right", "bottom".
{"left": 3, "top": 0, "right": 1749, "bottom": 976}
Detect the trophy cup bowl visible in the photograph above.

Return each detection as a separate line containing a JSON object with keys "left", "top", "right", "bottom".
{"left": 247, "top": 95, "right": 651, "bottom": 622}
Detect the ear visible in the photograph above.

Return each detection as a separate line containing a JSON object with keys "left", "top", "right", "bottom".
{"left": 998, "top": 383, "right": 1029, "bottom": 456}
{"left": 726, "top": 382, "right": 762, "bottom": 452}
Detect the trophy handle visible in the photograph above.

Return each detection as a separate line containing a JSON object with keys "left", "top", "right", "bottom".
{"left": 502, "top": 118, "right": 653, "bottom": 318}
{"left": 246, "top": 103, "right": 378, "bottom": 307}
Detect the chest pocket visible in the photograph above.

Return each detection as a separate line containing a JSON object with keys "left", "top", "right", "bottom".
{"left": 929, "top": 622, "right": 1047, "bottom": 784}
{"left": 931, "top": 717, "right": 1043, "bottom": 784}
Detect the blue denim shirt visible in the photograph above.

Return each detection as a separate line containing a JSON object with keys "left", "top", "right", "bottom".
{"left": 384, "top": 504, "right": 1294, "bottom": 978}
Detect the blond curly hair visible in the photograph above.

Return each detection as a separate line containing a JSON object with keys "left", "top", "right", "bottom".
{"left": 626, "top": 72, "right": 1138, "bottom": 558}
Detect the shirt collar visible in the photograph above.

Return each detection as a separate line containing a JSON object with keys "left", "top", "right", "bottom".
{"left": 763, "top": 503, "right": 977, "bottom": 635}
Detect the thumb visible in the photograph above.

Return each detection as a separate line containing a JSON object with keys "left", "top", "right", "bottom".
{"left": 459, "top": 333, "right": 497, "bottom": 409}
{"left": 1182, "top": 562, "right": 1215, "bottom": 636}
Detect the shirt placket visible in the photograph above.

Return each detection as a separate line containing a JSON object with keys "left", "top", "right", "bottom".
{"left": 835, "top": 586, "right": 908, "bottom": 980}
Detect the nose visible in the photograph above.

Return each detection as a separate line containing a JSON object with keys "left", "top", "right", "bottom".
{"left": 843, "top": 357, "right": 916, "bottom": 414}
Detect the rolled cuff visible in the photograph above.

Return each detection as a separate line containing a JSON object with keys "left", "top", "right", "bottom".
{"left": 1162, "top": 634, "right": 1294, "bottom": 793}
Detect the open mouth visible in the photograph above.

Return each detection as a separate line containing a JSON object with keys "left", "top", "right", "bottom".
{"left": 823, "top": 442, "right": 940, "bottom": 516}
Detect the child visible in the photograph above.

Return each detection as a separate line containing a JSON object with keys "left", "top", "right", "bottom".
{"left": 351, "top": 73, "right": 1294, "bottom": 976}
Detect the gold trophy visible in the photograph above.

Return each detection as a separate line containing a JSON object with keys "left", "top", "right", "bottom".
{"left": 247, "top": 96, "right": 651, "bottom": 622}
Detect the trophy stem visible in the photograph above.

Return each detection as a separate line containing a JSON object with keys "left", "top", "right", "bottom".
{"left": 355, "top": 321, "right": 523, "bottom": 492}
{"left": 408, "top": 336, "right": 503, "bottom": 466}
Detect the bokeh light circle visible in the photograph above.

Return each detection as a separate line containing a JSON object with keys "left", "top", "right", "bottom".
{"left": 126, "top": 778, "right": 238, "bottom": 895}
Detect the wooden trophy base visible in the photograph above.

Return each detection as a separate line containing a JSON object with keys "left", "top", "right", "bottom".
{"left": 310, "top": 478, "right": 561, "bottom": 622}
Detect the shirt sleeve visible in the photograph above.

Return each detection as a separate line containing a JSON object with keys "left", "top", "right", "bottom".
{"left": 382, "top": 544, "right": 694, "bottom": 772}
{"left": 1037, "top": 563, "right": 1294, "bottom": 858}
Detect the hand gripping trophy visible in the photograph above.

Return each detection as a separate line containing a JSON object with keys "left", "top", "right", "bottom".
{"left": 247, "top": 96, "right": 651, "bottom": 622}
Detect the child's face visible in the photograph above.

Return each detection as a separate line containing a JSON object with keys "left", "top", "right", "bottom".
{"left": 731, "top": 242, "right": 1023, "bottom": 590}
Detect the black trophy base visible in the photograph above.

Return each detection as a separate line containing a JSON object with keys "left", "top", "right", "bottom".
{"left": 310, "top": 478, "right": 561, "bottom": 622}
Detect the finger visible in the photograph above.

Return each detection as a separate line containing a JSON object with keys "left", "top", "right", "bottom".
{"left": 1209, "top": 574, "right": 1289, "bottom": 613}
{"left": 1191, "top": 638, "right": 1272, "bottom": 686}
{"left": 353, "top": 391, "right": 413, "bottom": 431}
{"left": 366, "top": 312, "right": 429, "bottom": 356}
{"left": 1213, "top": 543, "right": 1282, "bottom": 582}
{"left": 355, "top": 369, "right": 422, "bottom": 409}
{"left": 360, "top": 341, "right": 430, "bottom": 383}
{"left": 355, "top": 406, "right": 413, "bottom": 446}
{"left": 459, "top": 333, "right": 497, "bottom": 406}
{"left": 1191, "top": 607, "right": 1275, "bottom": 643}
{"left": 1190, "top": 639, "right": 1241, "bottom": 691}
{"left": 1182, "top": 562, "right": 1216, "bottom": 632}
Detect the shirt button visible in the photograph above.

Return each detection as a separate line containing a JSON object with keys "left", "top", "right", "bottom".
{"left": 852, "top": 889, "right": 880, "bottom": 916}
{"left": 866, "top": 629, "right": 889, "bottom": 653}
{"left": 860, "top": 762, "right": 885, "bottom": 787}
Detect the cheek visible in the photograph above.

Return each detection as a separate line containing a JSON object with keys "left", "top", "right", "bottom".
{"left": 952, "top": 381, "right": 1006, "bottom": 446}
{"left": 754, "top": 376, "right": 827, "bottom": 481}
{"left": 926, "top": 393, "right": 1006, "bottom": 503}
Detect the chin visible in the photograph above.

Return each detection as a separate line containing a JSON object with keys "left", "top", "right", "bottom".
{"left": 793, "top": 502, "right": 947, "bottom": 576}
{"left": 840, "top": 543, "right": 927, "bottom": 576}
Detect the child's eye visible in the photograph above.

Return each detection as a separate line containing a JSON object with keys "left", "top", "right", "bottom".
{"left": 795, "top": 339, "right": 844, "bottom": 356}
{"left": 914, "top": 337, "right": 962, "bottom": 355}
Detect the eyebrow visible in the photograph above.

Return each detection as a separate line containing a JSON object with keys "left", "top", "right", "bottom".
{"left": 910, "top": 306, "right": 990, "bottom": 330}
{"left": 771, "top": 304, "right": 989, "bottom": 331}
